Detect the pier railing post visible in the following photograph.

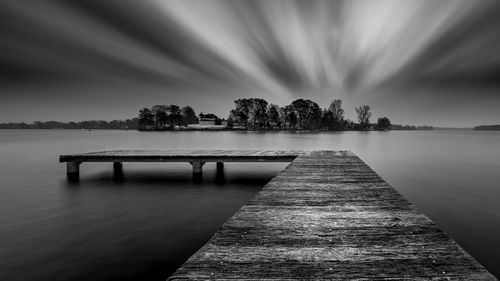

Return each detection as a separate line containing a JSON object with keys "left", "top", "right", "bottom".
{"left": 67, "top": 162, "right": 81, "bottom": 181}
{"left": 190, "top": 161, "right": 205, "bottom": 182}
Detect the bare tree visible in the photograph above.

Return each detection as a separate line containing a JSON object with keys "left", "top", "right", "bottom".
{"left": 324, "top": 99, "right": 345, "bottom": 130}
{"left": 328, "top": 99, "right": 344, "bottom": 122}
{"left": 355, "top": 105, "right": 372, "bottom": 130}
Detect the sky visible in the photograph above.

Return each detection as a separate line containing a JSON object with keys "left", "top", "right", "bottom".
{"left": 1, "top": 0, "right": 500, "bottom": 126}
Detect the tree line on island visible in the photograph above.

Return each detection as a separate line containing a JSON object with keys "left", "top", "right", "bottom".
{"left": 0, "top": 98, "right": 434, "bottom": 131}
{"left": 137, "top": 98, "right": 432, "bottom": 131}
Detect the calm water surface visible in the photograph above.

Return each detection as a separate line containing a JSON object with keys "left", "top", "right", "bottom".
{"left": 1, "top": 130, "right": 499, "bottom": 280}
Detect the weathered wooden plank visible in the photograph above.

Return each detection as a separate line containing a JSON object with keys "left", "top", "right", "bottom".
{"left": 168, "top": 151, "right": 496, "bottom": 280}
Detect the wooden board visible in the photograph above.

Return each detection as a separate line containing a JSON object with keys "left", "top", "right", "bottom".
{"left": 59, "top": 150, "right": 303, "bottom": 163}
{"left": 167, "top": 151, "right": 496, "bottom": 280}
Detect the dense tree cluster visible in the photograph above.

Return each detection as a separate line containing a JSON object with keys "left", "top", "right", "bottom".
{"left": 229, "top": 98, "right": 378, "bottom": 131}
{"left": 375, "top": 117, "right": 391, "bottom": 130}
{"left": 138, "top": 105, "right": 198, "bottom": 130}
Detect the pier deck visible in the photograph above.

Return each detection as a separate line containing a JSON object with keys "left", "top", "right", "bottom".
{"left": 167, "top": 151, "right": 495, "bottom": 280}
{"left": 59, "top": 150, "right": 302, "bottom": 181}
{"left": 59, "top": 149, "right": 302, "bottom": 163}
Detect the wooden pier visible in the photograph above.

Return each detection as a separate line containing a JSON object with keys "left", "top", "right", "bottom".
{"left": 59, "top": 150, "right": 302, "bottom": 181}
{"left": 167, "top": 151, "right": 495, "bottom": 280}
{"left": 59, "top": 150, "right": 496, "bottom": 279}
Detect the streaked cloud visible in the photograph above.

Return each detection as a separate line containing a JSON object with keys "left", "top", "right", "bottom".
{"left": 1, "top": 0, "right": 499, "bottom": 125}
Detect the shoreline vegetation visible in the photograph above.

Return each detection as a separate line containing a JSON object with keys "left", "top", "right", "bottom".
{"left": 0, "top": 98, "right": 438, "bottom": 131}
{"left": 135, "top": 98, "right": 433, "bottom": 132}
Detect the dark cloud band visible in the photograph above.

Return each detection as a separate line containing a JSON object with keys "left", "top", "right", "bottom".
{"left": 1, "top": 0, "right": 499, "bottom": 95}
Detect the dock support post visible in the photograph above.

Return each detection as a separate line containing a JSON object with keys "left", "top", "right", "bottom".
{"left": 113, "top": 162, "right": 123, "bottom": 181}
{"left": 215, "top": 162, "right": 225, "bottom": 183}
{"left": 190, "top": 161, "right": 205, "bottom": 183}
{"left": 67, "top": 162, "right": 81, "bottom": 181}
{"left": 216, "top": 162, "right": 224, "bottom": 173}
{"left": 113, "top": 162, "right": 123, "bottom": 173}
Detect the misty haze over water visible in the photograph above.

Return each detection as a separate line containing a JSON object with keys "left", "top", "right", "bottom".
{"left": 1, "top": 130, "right": 499, "bottom": 280}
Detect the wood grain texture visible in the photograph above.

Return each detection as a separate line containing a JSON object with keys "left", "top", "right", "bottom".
{"left": 168, "top": 151, "right": 496, "bottom": 280}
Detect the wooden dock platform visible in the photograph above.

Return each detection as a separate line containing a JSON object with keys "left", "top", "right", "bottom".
{"left": 59, "top": 150, "right": 302, "bottom": 163}
{"left": 166, "top": 151, "right": 495, "bottom": 280}
{"left": 59, "top": 150, "right": 302, "bottom": 181}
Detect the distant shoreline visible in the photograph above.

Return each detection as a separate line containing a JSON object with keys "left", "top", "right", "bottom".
{"left": 473, "top": 125, "right": 500, "bottom": 131}
{"left": 0, "top": 126, "right": 449, "bottom": 132}
{"left": 0, "top": 120, "right": 435, "bottom": 131}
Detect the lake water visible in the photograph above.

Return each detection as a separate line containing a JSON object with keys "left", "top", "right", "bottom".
{"left": 1, "top": 129, "right": 499, "bottom": 280}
